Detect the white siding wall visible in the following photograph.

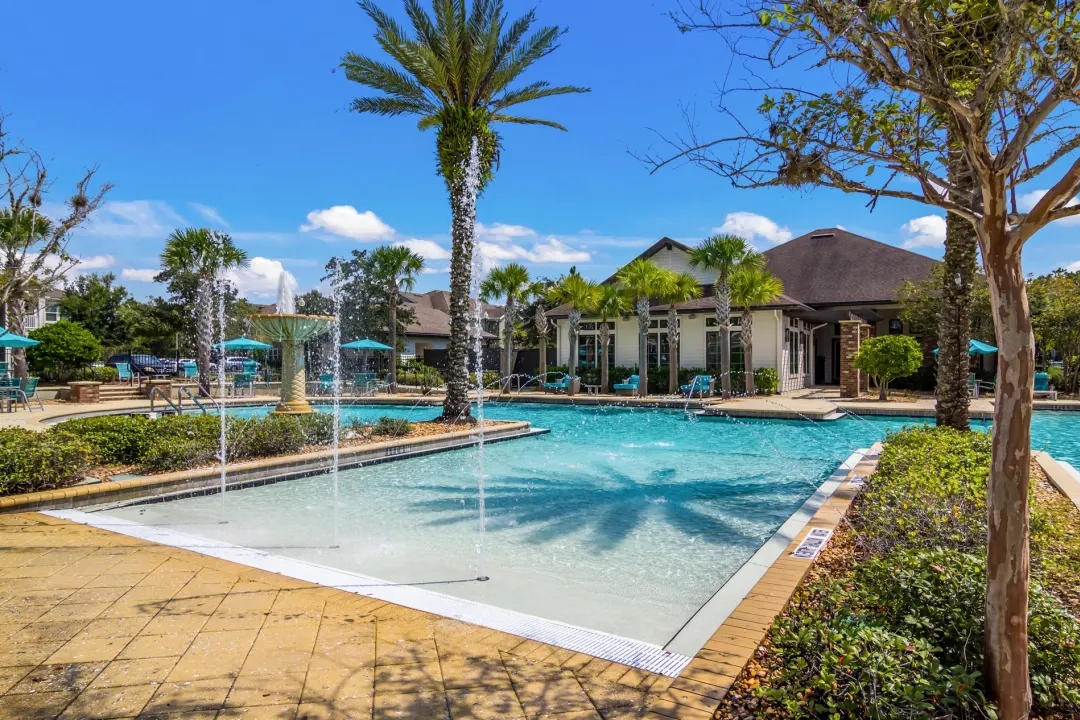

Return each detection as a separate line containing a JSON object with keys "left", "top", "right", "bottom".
{"left": 614, "top": 318, "right": 638, "bottom": 366}
{"left": 751, "top": 311, "right": 780, "bottom": 371}
{"left": 404, "top": 337, "right": 447, "bottom": 355}
{"left": 651, "top": 247, "right": 714, "bottom": 285}
{"left": 678, "top": 316, "right": 707, "bottom": 368}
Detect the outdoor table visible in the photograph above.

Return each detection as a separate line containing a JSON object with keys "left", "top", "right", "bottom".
{"left": 584, "top": 384, "right": 600, "bottom": 395}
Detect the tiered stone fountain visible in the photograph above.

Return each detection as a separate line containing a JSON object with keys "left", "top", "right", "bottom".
{"left": 249, "top": 273, "right": 333, "bottom": 415}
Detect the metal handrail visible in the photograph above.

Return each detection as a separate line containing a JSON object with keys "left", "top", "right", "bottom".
{"left": 177, "top": 385, "right": 214, "bottom": 415}
{"left": 149, "top": 386, "right": 182, "bottom": 416}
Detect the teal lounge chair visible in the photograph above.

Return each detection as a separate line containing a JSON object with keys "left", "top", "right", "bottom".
{"left": 242, "top": 360, "right": 259, "bottom": 374}
{"left": 543, "top": 374, "right": 579, "bottom": 394}
{"left": 353, "top": 372, "right": 378, "bottom": 396}
{"left": 613, "top": 374, "right": 639, "bottom": 396}
{"left": 116, "top": 362, "right": 133, "bottom": 383}
{"left": 231, "top": 373, "right": 254, "bottom": 398}
{"left": 20, "top": 377, "right": 43, "bottom": 411}
{"left": 680, "top": 374, "right": 714, "bottom": 398}
{"left": 318, "top": 372, "right": 335, "bottom": 395}
{"left": 181, "top": 362, "right": 198, "bottom": 379}
{"left": 1034, "top": 372, "right": 1057, "bottom": 401}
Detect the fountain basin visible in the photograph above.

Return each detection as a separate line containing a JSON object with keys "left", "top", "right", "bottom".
{"left": 249, "top": 313, "right": 334, "bottom": 414}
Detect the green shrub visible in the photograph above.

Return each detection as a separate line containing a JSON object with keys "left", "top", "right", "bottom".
{"left": 296, "top": 412, "right": 335, "bottom": 445}
{"left": 230, "top": 415, "right": 307, "bottom": 459}
{"left": 138, "top": 414, "right": 221, "bottom": 473}
{"left": 754, "top": 367, "right": 779, "bottom": 395}
{"left": 51, "top": 415, "right": 154, "bottom": 465}
{"left": 70, "top": 366, "right": 119, "bottom": 383}
{"left": 396, "top": 363, "right": 444, "bottom": 393}
{"left": 372, "top": 416, "right": 412, "bottom": 436}
{"left": 852, "top": 334, "right": 923, "bottom": 399}
{"left": 26, "top": 321, "right": 103, "bottom": 382}
{"left": 0, "top": 428, "right": 97, "bottom": 496}
{"left": 1046, "top": 364, "right": 1064, "bottom": 388}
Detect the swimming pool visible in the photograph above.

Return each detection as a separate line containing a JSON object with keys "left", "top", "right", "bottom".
{"left": 87, "top": 404, "right": 1079, "bottom": 664}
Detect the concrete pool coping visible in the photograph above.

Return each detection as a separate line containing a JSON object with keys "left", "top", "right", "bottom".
{"left": 1034, "top": 451, "right": 1080, "bottom": 511}
{"left": 0, "top": 421, "right": 542, "bottom": 514}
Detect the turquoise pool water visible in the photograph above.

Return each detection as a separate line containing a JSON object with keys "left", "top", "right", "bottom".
{"left": 97, "top": 404, "right": 1080, "bottom": 645}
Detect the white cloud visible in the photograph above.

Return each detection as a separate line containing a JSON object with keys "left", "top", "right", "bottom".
{"left": 395, "top": 238, "right": 451, "bottom": 261}
{"left": 121, "top": 268, "right": 158, "bottom": 282}
{"left": 1018, "top": 189, "right": 1080, "bottom": 226}
{"left": 81, "top": 200, "right": 186, "bottom": 238}
{"left": 715, "top": 211, "right": 793, "bottom": 246}
{"left": 421, "top": 266, "right": 450, "bottom": 275}
{"left": 476, "top": 222, "right": 536, "bottom": 243}
{"left": 300, "top": 206, "right": 394, "bottom": 241}
{"left": 189, "top": 203, "right": 229, "bottom": 227}
{"left": 74, "top": 254, "right": 115, "bottom": 270}
{"left": 1067, "top": 260, "right": 1080, "bottom": 272}
{"left": 530, "top": 237, "right": 591, "bottom": 263}
{"left": 227, "top": 256, "right": 288, "bottom": 299}
{"left": 901, "top": 215, "right": 947, "bottom": 248}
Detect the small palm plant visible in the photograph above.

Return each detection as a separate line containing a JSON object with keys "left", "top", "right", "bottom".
{"left": 730, "top": 266, "right": 784, "bottom": 395}
{"left": 342, "top": 0, "right": 588, "bottom": 420}
{"left": 552, "top": 273, "right": 597, "bottom": 395}
{"left": 658, "top": 272, "right": 703, "bottom": 394}
{"left": 688, "top": 235, "right": 764, "bottom": 398}
{"left": 369, "top": 245, "right": 424, "bottom": 393}
{"left": 480, "top": 263, "right": 533, "bottom": 393}
{"left": 616, "top": 259, "right": 672, "bottom": 397}
{"left": 590, "top": 284, "right": 628, "bottom": 394}
{"left": 159, "top": 228, "right": 248, "bottom": 395}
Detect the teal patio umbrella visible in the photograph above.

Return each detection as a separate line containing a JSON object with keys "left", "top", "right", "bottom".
{"left": 213, "top": 337, "right": 273, "bottom": 351}
{"left": 0, "top": 328, "right": 40, "bottom": 348}
{"left": 341, "top": 338, "right": 392, "bottom": 350}
{"left": 933, "top": 339, "right": 997, "bottom": 356}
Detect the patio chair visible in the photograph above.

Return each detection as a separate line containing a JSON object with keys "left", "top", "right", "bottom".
{"left": 0, "top": 377, "right": 20, "bottom": 412}
{"left": 0, "top": 361, "right": 8, "bottom": 378}
{"left": 181, "top": 362, "right": 198, "bottom": 379}
{"left": 613, "top": 374, "right": 640, "bottom": 397}
{"left": 242, "top": 360, "right": 259, "bottom": 375}
{"left": 1034, "top": 372, "right": 1058, "bottom": 401}
{"left": 353, "top": 372, "right": 378, "bottom": 396}
{"left": 19, "top": 377, "right": 44, "bottom": 411}
{"left": 680, "top": 374, "right": 714, "bottom": 399}
{"left": 231, "top": 373, "right": 254, "bottom": 398}
{"left": 542, "top": 374, "right": 569, "bottom": 394}
{"left": 115, "top": 362, "right": 133, "bottom": 384}
{"left": 318, "top": 372, "right": 335, "bottom": 395}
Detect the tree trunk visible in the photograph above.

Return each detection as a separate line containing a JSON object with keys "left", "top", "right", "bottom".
{"left": 538, "top": 335, "right": 547, "bottom": 383}
{"left": 983, "top": 244, "right": 1033, "bottom": 720}
{"left": 742, "top": 309, "right": 756, "bottom": 395}
{"left": 636, "top": 297, "right": 649, "bottom": 396}
{"left": 878, "top": 380, "right": 887, "bottom": 401}
{"left": 936, "top": 143, "right": 977, "bottom": 429}
{"left": 388, "top": 282, "right": 398, "bottom": 395}
{"left": 567, "top": 307, "right": 580, "bottom": 396}
{"left": 7, "top": 298, "right": 28, "bottom": 380}
{"left": 599, "top": 323, "right": 610, "bottom": 394}
{"left": 717, "top": 279, "right": 732, "bottom": 399}
{"left": 536, "top": 307, "right": 548, "bottom": 384}
{"left": 668, "top": 307, "right": 679, "bottom": 394}
{"left": 441, "top": 184, "right": 475, "bottom": 422}
{"left": 501, "top": 301, "right": 513, "bottom": 394}
{"left": 196, "top": 280, "right": 213, "bottom": 396}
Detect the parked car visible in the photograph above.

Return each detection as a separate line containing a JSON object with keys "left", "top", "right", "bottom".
{"left": 105, "top": 353, "right": 169, "bottom": 378}
{"left": 225, "top": 356, "right": 259, "bottom": 373}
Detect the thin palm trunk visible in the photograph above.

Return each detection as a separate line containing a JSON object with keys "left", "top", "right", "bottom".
{"left": 535, "top": 306, "right": 548, "bottom": 383}
{"left": 936, "top": 143, "right": 977, "bottom": 430}
{"left": 442, "top": 185, "right": 475, "bottom": 421}
{"left": 668, "top": 307, "right": 679, "bottom": 394}
{"left": 983, "top": 245, "right": 1033, "bottom": 720}
{"left": 7, "top": 297, "right": 28, "bottom": 379}
{"left": 636, "top": 297, "right": 649, "bottom": 396}
{"left": 196, "top": 279, "right": 213, "bottom": 396}
{"left": 502, "top": 301, "right": 514, "bottom": 394}
{"left": 716, "top": 279, "right": 732, "bottom": 399}
{"left": 567, "top": 307, "right": 580, "bottom": 396}
{"left": 598, "top": 323, "right": 610, "bottom": 394}
{"left": 388, "top": 280, "right": 398, "bottom": 394}
{"left": 742, "top": 311, "right": 755, "bottom": 395}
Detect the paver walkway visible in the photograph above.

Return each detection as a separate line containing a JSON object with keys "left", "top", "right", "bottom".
{"left": 0, "top": 513, "right": 671, "bottom": 720}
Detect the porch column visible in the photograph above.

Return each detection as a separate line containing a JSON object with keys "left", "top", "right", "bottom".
{"left": 839, "top": 320, "right": 864, "bottom": 398}
{"left": 859, "top": 324, "right": 871, "bottom": 394}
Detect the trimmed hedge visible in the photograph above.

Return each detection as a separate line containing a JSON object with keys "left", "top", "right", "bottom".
{"left": 0, "top": 428, "right": 97, "bottom": 495}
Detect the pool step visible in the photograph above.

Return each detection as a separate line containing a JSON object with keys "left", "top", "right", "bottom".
{"left": 99, "top": 385, "right": 144, "bottom": 401}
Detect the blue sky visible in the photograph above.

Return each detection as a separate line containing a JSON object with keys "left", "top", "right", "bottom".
{"left": 4, "top": 0, "right": 1079, "bottom": 301}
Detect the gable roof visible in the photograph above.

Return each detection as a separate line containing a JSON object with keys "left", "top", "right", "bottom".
{"left": 400, "top": 290, "right": 499, "bottom": 338}
{"left": 601, "top": 237, "right": 693, "bottom": 285}
{"left": 761, "top": 228, "right": 937, "bottom": 305}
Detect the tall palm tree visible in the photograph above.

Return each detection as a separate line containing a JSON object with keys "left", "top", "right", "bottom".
{"left": 480, "top": 262, "right": 532, "bottom": 393}
{"left": 369, "top": 245, "right": 424, "bottom": 393}
{"left": 530, "top": 280, "right": 554, "bottom": 383}
{"left": 688, "top": 235, "right": 764, "bottom": 399}
{"left": 160, "top": 229, "right": 248, "bottom": 395}
{"left": 342, "top": 0, "right": 588, "bottom": 421}
{"left": 616, "top": 259, "right": 671, "bottom": 397}
{"left": 731, "top": 266, "right": 784, "bottom": 396}
{"left": 658, "top": 272, "right": 703, "bottom": 394}
{"left": 589, "top": 284, "right": 627, "bottom": 394}
{"left": 552, "top": 273, "right": 597, "bottom": 396}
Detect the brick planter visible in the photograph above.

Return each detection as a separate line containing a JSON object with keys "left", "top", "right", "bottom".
{"left": 66, "top": 381, "right": 101, "bottom": 404}
{"left": 143, "top": 378, "right": 173, "bottom": 399}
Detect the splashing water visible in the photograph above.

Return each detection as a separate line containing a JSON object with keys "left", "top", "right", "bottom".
{"left": 276, "top": 271, "right": 297, "bottom": 314}
{"left": 216, "top": 264, "right": 228, "bottom": 519}
{"left": 330, "top": 263, "right": 343, "bottom": 546}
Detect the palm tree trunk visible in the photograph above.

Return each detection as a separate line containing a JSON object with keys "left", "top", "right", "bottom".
{"left": 389, "top": 282, "right": 398, "bottom": 394}
{"left": 598, "top": 322, "right": 610, "bottom": 394}
{"left": 196, "top": 280, "right": 213, "bottom": 396}
{"left": 636, "top": 297, "right": 649, "bottom": 396}
{"left": 936, "top": 142, "right": 977, "bottom": 430}
{"left": 983, "top": 242, "right": 1033, "bottom": 720}
{"left": 441, "top": 184, "right": 475, "bottom": 421}
{"left": 567, "top": 307, "right": 580, "bottom": 396}
{"left": 668, "top": 307, "right": 679, "bottom": 394}
{"left": 742, "top": 309, "right": 756, "bottom": 395}
{"left": 502, "top": 301, "right": 514, "bottom": 394}
{"left": 716, "top": 279, "right": 732, "bottom": 399}
{"left": 536, "top": 307, "right": 548, "bottom": 383}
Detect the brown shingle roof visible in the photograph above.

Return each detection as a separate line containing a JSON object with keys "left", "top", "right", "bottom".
{"left": 401, "top": 290, "right": 499, "bottom": 338}
{"left": 762, "top": 228, "right": 937, "bottom": 305}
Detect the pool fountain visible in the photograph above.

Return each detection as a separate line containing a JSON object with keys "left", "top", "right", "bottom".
{"left": 249, "top": 272, "right": 334, "bottom": 414}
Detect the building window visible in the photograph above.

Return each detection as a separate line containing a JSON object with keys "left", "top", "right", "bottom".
{"left": 787, "top": 329, "right": 801, "bottom": 375}
{"left": 889, "top": 319, "right": 903, "bottom": 335}
{"left": 576, "top": 333, "right": 615, "bottom": 370}
{"left": 646, "top": 332, "right": 674, "bottom": 368}
{"left": 44, "top": 303, "right": 61, "bottom": 323}
{"left": 705, "top": 331, "right": 744, "bottom": 375}
{"left": 705, "top": 316, "right": 741, "bottom": 327}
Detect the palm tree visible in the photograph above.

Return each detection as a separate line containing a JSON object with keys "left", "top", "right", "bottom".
{"left": 552, "top": 273, "right": 597, "bottom": 396}
{"left": 342, "top": 0, "right": 588, "bottom": 421}
{"left": 589, "top": 284, "right": 627, "bottom": 394}
{"left": 731, "top": 266, "right": 784, "bottom": 396}
{"left": 530, "top": 281, "right": 554, "bottom": 383}
{"left": 480, "top": 263, "right": 533, "bottom": 393}
{"left": 616, "top": 259, "right": 671, "bottom": 397}
{"left": 688, "top": 235, "right": 764, "bottom": 399}
{"left": 658, "top": 272, "right": 703, "bottom": 394}
{"left": 159, "top": 229, "right": 248, "bottom": 395}
{"left": 369, "top": 245, "right": 424, "bottom": 393}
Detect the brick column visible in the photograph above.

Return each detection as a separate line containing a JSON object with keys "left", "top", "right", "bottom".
{"left": 67, "top": 381, "right": 101, "bottom": 404}
{"left": 859, "top": 324, "right": 872, "bottom": 394}
{"left": 839, "top": 321, "right": 863, "bottom": 398}
{"left": 144, "top": 379, "right": 173, "bottom": 399}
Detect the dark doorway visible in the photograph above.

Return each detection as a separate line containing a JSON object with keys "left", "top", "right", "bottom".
{"left": 830, "top": 338, "right": 841, "bottom": 385}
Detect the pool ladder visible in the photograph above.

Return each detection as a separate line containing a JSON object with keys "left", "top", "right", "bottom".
{"left": 148, "top": 385, "right": 221, "bottom": 416}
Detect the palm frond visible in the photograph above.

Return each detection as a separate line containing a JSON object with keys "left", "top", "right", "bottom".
{"left": 492, "top": 82, "right": 589, "bottom": 112}
{"left": 341, "top": 53, "right": 432, "bottom": 104}
{"left": 404, "top": 0, "right": 451, "bottom": 77}
{"left": 489, "top": 114, "right": 567, "bottom": 130}
{"left": 352, "top": 96, "right": 438, "bottom": 118}
{"left": 478, "top": 9, "right": 533, "bottom": 97}
{"left": 489, "top": 25, "right": 563, "bottom": 94}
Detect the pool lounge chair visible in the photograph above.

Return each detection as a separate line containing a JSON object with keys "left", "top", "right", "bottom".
{"left": 181, "top": 362, "right": 198, "bottom": 379}
{"left": 680, "top": 374, "right": 714, "bottom": 398}
{"left": 1034, "top": 372, "right": 1057, "bottom": 401}
{"left": 318, "top": 372, "right": 336, "bottom": 395}
{"left": 613, "top": 374, "right": 639, "bottom": 396}
{"left": 231, "top": 373, "right": 254, "bottom": 398}
{"left": 967, "top": 373, "right": 995, "bottom": 399}
{"left": 353, "top": 372, "right": 379, "bottom": 396}
{"left": 543, "top": 374, "right": 580, "bottom": 394}
{"left": 116, "top": 362, "right": 134, "bottom": 384}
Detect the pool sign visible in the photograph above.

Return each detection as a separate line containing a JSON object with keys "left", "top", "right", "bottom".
{"left": 792, "top": 528, "right": 833, "bottom": 559}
